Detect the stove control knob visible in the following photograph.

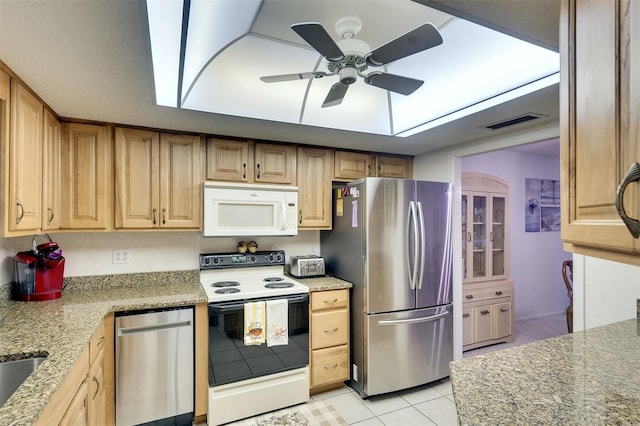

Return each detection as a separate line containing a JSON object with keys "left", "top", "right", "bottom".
{"left": 203, "top": 257, "right": 211, "bottom": 265}
{"left": 212, "top": 257, "right": 221, "bottom": 265}
{"left": 248, "top": 255, "right": 256, "bottom": 263}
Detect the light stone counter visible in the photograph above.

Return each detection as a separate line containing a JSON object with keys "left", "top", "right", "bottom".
{"left": 289, "top": 275, "right": 353, "bottom": 292}
{"left": 450, "top": 317, "right": 640, "bottom": 425}
{"left": 0, "top": 270, "right": 206, "bottom": 426}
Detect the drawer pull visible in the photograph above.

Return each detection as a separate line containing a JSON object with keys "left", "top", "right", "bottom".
{"left": 323, "top": 298, "right": 339, "bottom": 304}
{"left": 495, "top": 290, "right": 503, "bottom": 296}
{"left": 323, "top": 328, "right": 339, "bottom": 333}
{"left": 500, "top": 307, "right": 510, "bottom": 312}
{"left": 324, "top": 364, "right": 339, "bottom": 370}
{"left": 97, "top": 335, "right": 105, "bottom": 347}
{"left": 480, "top": 309, "right": 490, "bottom": 315}
{"left": 16, "top": 199, "right": 24, "bottom": 224}
{"left": 92, "top": 376, "right": 100, "bottom": 400}
{"left": 616, "top": 162, "right": 640, "bottom": 237}
{"left": 462, "top": 313, "right": 470, "bottom": 318}
{"left": 465, "top": 295, "right": 474, "bottom": 299}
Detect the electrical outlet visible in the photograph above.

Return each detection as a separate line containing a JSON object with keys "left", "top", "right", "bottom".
{"left": 112, "top": 249, "right": 130, "bottom": 264}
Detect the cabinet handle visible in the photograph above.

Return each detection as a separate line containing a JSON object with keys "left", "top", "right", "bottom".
{"left": 500, "top": 307, "right": 510, "bottom": 312}
{"left": 299, "top": 210, "right": 302, "bottom": 224}
{"left": 256, "top": 163, "right": 261, "bottom": 179}
{"left": 467, "top": 232, "right": 471, "bottom": 242}
{"left": 97, "top": 335, "right": 105, "bottom": 347}
{"left": 490, "top": 231, "right": 494, "bottom": 241}
{"left": 92, "top": 376, "right": 100, "bottom": 400}
{"left": 465, "top": 295, "right": 474, "bottom": 299}
{"left": 152, "top": 207, "right": 157, "bottom": 225}
{"left": 16, "top": 199, "right": 24, "bottom": 224}
{"left": 323, "top": 327, "right": 339, "bottom": 333}
{"left": 495, "top": 290, "right": 503, "bottom": 296}
{"left": 377, "top": 164, "right": 382, "bottom": 176}
{"left": 367, "top": 164, "right": 372, "bottom": 176}
{"left": 480, "top": 309, "right": 490, "bottom": 315}
{"left": 324, "top": 364, "right": 339, "bottom": 369}
{"left": 462, "top": 313, "right": 470, "bottom": 318}
{"left": 323, "top": 298, "right": 338, "bottom": 304}
{"left": 616, "top": 162, "right": 640, "bottom": 237}
{"left": 162, "top": 208, "right": 166, "bottom": 225}
{"left": 47, "top": 206, "right": 55, "bottom": 225}
{"left": 242, "top": 163, "right": 247, "bottom": 179}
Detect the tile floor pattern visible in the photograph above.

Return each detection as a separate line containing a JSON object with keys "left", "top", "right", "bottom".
{"left": 208, "top": 313, "right": 568, "bottom": 426}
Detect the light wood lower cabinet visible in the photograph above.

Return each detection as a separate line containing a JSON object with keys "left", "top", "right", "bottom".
{"left": 462, "top": 281, "right": 514, "bottom": 351}
{"left": 309, "top": 289, "right": 349, "bottom": 393}
{"left": 36, "top": 315, "right": 114, "bottom": 426}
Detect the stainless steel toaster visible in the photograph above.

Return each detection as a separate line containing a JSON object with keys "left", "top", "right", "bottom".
{"left": 289, "top": 255, "right": 325, "bottom": 277}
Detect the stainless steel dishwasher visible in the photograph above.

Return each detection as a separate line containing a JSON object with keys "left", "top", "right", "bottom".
{"left": 115, "top": 307, "right": 194, "bottom": 426}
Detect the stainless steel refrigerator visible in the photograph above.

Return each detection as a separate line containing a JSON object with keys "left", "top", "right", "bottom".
{"left": 320, "top": 178, "right": 453, "bottom": 397}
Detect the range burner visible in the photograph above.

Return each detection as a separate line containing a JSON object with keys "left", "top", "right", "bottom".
{"left": 215, "top": 288, "right": 241, "bottom": 294}
{"left": 212, "top": 281, "right": 240, "bottom": 287}
{"left": 263, "top": 277, "right": 284, "bottom": 282}
{"left": 265, "top": 282, "right": 295, "bottom": 289}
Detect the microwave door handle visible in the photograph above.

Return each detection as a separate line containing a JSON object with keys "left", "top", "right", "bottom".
{"left": 281, "top": 202, "right": 287, "bottom": 230}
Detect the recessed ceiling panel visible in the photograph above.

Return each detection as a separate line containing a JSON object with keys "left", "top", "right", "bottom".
{"left": 182, "top": 35, "right": 320, "bottom": 123}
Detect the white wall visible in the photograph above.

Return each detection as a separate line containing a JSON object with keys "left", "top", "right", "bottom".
{"left": 0, "top": 231, "right": 320, "bottom": 279}
{"left": 461, "top": 148, "right": 570, "bottom": 320}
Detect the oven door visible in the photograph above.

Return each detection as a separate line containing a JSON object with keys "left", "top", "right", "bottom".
{"left": 207, "top": 293, "right": 309, "bottom": 387}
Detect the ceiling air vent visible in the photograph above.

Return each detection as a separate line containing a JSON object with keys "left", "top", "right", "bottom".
{"left": 483, "top": 113, "right": 548, "bottom": 131}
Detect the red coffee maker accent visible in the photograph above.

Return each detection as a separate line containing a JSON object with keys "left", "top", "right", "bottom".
{"left": 13, "top": 234, "right": 65, "bottom": 301}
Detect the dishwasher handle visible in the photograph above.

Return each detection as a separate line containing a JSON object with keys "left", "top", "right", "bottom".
{"left": 117, "top": 320, "right": 192, "bottom": 336}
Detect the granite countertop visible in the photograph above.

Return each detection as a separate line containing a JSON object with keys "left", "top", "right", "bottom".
{"left": 289, "top": 275, "right": 353, "bottom": 292}
{"left": 450, "top": 318, "right": 640, "bottom": 425}
{"left": 0, "top": 270, "right": 206, "bottom": 426}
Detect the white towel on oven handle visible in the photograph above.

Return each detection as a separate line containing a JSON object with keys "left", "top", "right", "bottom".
{"left": 244, "top": 301, "right": 266, "bottom": 346}
{"left": 266, "top": 299, "right": 288, "bottom": 347}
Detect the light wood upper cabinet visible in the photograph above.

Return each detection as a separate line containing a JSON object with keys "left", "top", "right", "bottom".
{"left": 297, "top": 146, "right": 333, "bottom": 229}
{"left": 0, "top": 69, "right": 11, "bottom": 236}
{"left": 561, "top": 0, "right": 640, "bottom": 264}
{"left": 334, "top": 150, "right": 413, "bottom": 181}
{"left": 60, "top": 123, "right": 113, "bottom": 230}
{"left": 42, "top": 109, "right": 61, "bottom": 231}
{"left": 115, "top": 128, "right": 201, "bottom": 229}
{"left": 8, "top": 80, "right": 43, "bottom": 232}
{"left": 206, "top": 138, "right": 296, "bottom": 184}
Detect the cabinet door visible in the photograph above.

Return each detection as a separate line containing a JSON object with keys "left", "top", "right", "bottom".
{"left": 470, "top": 193, "right": 488, "bottom": 281}
{"left": 114, "top": 128, "right": 160, "bottom": 228}
{"left": 59, "top": 381, "right": 89, "bottom": 426}
{"left": 462, "top": 307, "right": 474, "bottom": 346}
{"left": 494, "top": 302, "right": 512, "bottom": 339}
{"left": 159, "top": 133, "right": 201, "bottom": 228}
{"left": 206, "top": 138, "right": 251, "bottom": 182}
{"left": 42, "top": 109, "right": 61, "bottom": 231}
{"left": 311, "top": 310, "right": 349, "bottom": 349}
{"left": 462, "top": 192, "right": 469, "bottom": 280}
{"left": 88, "top": 350, "right": 105, "bottom": 426}
{"left": 561, "top": 0, "right": 640, "bottom": 255}
{"left": 297, "top": 147, "right": 332, "bottom": 229}
{"left": 334, "top": 150, "right": 373, "bottom": 180}
{"left": 61, "top": 123, "right": 112, "bottom": 230}
{"left": 375, "top": 155, "right": 412, "bottom": 178}
{"left": 9, "top": 80, "right": 42, "bottom": 232}
{"left": 490, "top": 195, "right": 507, "bottom": 279}
{"left": 254, "top": 142, "right": 296, "bottom": 184}
{"left": 310, "top": 345, "right": 349, "bottom": 388}
{"left": 474, "top": 305, "right": 493, "bottom": 342}
{"left": 0, "top": 70, "right": 9, "bottom": 236}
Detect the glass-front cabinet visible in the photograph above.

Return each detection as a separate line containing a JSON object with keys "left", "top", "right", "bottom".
{"left": 462, "top": 189, "right": 507, "bottom": 283}
{"left": 461, "top": 173, "right": 513, "bottom": 351}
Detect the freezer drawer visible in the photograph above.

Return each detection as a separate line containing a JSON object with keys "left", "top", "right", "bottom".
{"left": 362, "top": 305, "right": 452, "bottom": 397}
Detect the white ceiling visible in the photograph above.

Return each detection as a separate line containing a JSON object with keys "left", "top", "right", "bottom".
{"left": 0, "top": 0, "right": 560, "bottom": 156}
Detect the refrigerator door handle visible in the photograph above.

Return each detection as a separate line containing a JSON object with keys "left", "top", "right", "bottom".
{"left": 416, "top": 201, "right": 426, "bottom": 290}
{"left": 378, "top": 310, "right": 450, "bottom": 325}
{"left": 407, "top": 201, "right": 419, "bottom": 290}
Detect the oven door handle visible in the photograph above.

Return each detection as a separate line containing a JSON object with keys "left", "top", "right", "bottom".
{"left": 208, "top": 294, "right": 309, "bottom": 313}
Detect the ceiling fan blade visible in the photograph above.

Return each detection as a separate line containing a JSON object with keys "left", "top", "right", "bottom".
{"left": 322, "top": 83, "right": 349, "bottom": 108}
{"left": 364, "top": 72, "right": 424, "bottom": 95}
{"left": 366, "top": 23, "right": 443, "bottom": 66}
{"left": 291, "top": 22, "right": 345, "bottom": 62}
{"left": 260, "top": 71, "right": 327, "bottom": 83}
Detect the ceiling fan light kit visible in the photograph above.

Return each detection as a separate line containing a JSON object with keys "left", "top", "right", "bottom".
{"left": 260, "top": 16, "right": 443, "bottom": 107}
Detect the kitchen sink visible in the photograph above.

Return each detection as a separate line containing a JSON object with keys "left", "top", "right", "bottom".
{"left": 0, "top": 356, "right": 47, "bottom": 407}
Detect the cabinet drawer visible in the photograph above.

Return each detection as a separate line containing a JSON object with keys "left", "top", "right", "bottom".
{"left": 311, "top": 310, "right": 348, "bottom": 349}
{"left": 463, "top": 285, "right": 512, "bottom": 303}
{"left": 310, "top": 345, "right": 349, "bottom": 388}
{"left": 311, "top": 289, "right": 348, "bottom": 311}
{"left": 89, "top": 322, "right": 106, "bottom": 364}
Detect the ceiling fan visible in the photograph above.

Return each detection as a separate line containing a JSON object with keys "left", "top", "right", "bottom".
{"left": 260, "top": 17, "right": 443, "bottom": 107}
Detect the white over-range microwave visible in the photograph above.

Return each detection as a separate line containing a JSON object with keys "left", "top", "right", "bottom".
{"left": 203, "top": 181, "right": 298, "bottom": 237}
